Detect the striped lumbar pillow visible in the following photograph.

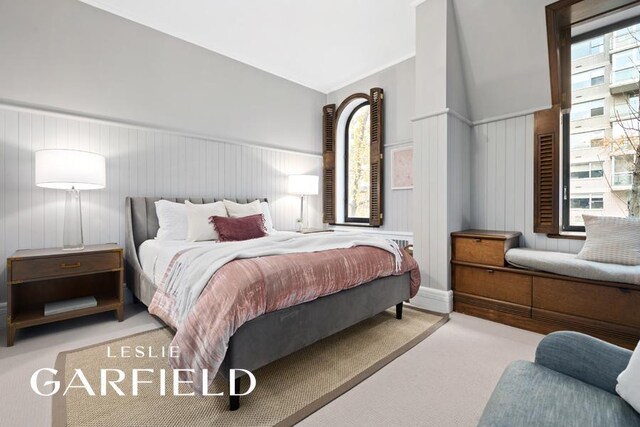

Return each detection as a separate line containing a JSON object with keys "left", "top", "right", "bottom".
{"left": 577, "top": 215, "right": 640, "bottom": 266}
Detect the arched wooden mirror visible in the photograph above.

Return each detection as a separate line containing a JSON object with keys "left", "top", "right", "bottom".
{"left": 322, "top": 88, "right": 384, "bottom": 226}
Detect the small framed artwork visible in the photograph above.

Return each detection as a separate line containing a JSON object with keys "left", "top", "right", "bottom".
{"left": 390, "top": 146, "right": 413, "bottom": 190}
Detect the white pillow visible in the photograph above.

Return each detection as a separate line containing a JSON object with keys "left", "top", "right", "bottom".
{"left": 577, "top": 215, "right": 640, "bottom": 266}
{"left": 154, "top": 200, "right": 187, "bottom": 240}
{"left": 617, "top": 340, "right": 640, "bottom": 413}
{"left": 223, "top": 199, "right": 262, "bottom": 217}
{"left": 185, "top": 200, "right": 227, "bottom": 242}
{"left": 222, "top": 199, "right": 276, "bottom": 234}
{"left": 260, "top": 201, "right": 276, "bottom": 233}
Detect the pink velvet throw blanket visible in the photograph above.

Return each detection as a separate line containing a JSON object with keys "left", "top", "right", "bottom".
{"left": 149, "top": 239, "right": 420, "bottom": 394}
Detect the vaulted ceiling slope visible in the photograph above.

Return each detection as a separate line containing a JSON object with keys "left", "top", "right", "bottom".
{"left": 451, "top": 0, "right": 554, "bottom": 121}
{"left": 79, "top": 0, "right": 417, "bottom": 94}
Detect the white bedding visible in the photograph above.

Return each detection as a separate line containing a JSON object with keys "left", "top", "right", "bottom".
{"left": 139, "top": 239, "right": 220, "bottom": 285}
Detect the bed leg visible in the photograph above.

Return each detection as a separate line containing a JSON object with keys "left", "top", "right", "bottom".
{"left": 396, "top": 302, "right": 403, "bottom": 320}
{"left": 229, "top": 376, "right": 241, "bottom": 411}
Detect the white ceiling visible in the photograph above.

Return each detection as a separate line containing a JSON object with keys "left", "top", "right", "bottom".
{"left": 79, "top": 0, "right": 417, "bottom": 94}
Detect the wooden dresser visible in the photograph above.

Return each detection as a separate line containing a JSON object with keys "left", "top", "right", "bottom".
{"left": 6, "top": 244, "right": 124, "bottom": 346}
{"left": 451, "top": 230, "right": 640, "bottom": 349}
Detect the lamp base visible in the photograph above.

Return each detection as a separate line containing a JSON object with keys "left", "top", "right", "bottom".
{"left": 63, "top": 188, "right": 84, "bottom": 251}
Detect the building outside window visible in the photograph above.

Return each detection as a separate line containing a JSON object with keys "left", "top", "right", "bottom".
{"left": 564, "top": 22, "right": 638, "bottom": 230}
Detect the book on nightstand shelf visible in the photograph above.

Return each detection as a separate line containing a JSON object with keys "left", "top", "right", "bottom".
{"left": 44, "top": 296, "right": 98, "bottom": 316}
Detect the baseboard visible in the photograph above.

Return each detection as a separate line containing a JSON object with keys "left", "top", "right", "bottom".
{"left": 409, "top": 286, "right": 453, "bottom": 314}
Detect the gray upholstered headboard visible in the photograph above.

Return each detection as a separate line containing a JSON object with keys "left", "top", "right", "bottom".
{"left": 124, "top": 197, "right": 266, "bottom": 305}
{"left": 125, "top": 197, "right": 268, "bottom": 252}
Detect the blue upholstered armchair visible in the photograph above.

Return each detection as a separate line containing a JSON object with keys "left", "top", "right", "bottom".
{"left": 478, "top": 331, "right": 640, "bottom": 427}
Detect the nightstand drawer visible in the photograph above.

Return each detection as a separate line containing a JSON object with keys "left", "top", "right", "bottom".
{"left": 454, "top": 265, "right": 532, "bottom": 305}
{"left": 10, "top": 251, "right": 121, "bottom": 282}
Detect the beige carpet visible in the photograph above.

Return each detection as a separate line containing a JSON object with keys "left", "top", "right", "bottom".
{"left": 53, "top": 307, "right": 446, "bottom": 427}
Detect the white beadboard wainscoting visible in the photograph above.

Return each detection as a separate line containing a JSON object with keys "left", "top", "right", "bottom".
{"left": 412, "top": 111, "right": 471, "bottom": 312}
{"left": 0, "top": 104, "right": 322, "bottom": 303}
{"left": 471, "top": 113, "right": 585, "bottom": 254}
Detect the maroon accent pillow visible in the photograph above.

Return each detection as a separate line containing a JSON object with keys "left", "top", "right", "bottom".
{"left": 208, "top": 214, "right": 267, "bottom": 242}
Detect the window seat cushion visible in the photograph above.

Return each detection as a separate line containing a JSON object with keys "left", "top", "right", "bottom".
{"left": 505, "top": 248, "right": 640, "bottom": 286}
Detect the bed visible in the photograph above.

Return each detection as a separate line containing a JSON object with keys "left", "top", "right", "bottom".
{"left": 124, "top": 196, "right": 419, "bottom": 410}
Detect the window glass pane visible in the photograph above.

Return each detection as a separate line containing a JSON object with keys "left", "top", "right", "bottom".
{"left": 572, "top": 67, "right": 605, "bottom": 90}
{"left": 346, "top": 104, "right": 370, "bottom": 219}
{"left": 567, "top": 22, "right": 639, "bottom": 229}
{"left": 591, "top": 196, "right": 604, "bottom": 209}
{"left": 590, "top": 162, "right": 604, "bottom": 178}
{"left": 612, "top": 48, "right": 640, "bottom": 83}
{"left": 570, "top": 163, "right": 590, "bottom": 179}
{"left": 570, "top": 130, "right": 605, "bottom": 149}
{"left": 571, "top": 36, "right": 604, "bottom": 59}
{"left": 570, "top": 197, "right": 589, "bottom": 209}
{"left": 571, "top": 99, "right": 604, "bottom": 121}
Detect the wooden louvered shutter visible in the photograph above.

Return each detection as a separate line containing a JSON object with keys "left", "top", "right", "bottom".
{"left": 534, "top": 105, "right": 560, "bottom": 234}
{"left": 322, "top": 104, "right": 336, "bottom": 224}
{"left": 369, "top": 87, "right": 384, "bottom": 227}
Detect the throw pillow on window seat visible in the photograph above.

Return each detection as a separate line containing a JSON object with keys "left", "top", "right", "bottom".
{"left": 577, "top": 215, "right": 640, "bottom": 266}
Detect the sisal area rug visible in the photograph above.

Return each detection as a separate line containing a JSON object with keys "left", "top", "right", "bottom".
{"left": 53, "top": 307, "right": 447, "bottom": 427}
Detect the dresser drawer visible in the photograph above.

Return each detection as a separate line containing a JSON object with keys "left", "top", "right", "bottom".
{"left": 533, "top": 277, "right": 640, "bottom": 328}
{"left": 454, "top": 265, "right": 532, "bottom": 306}
{"left": 10, "top": 251, "right": 121, "bottom": 282}
{"left": 452, "top": 237, "right": 509, "bottom": 266}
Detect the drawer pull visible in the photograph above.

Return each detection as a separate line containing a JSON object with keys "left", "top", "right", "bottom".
{"left": 486, "top": 269, "right": 495, "bottom": 274}
{"left": 474, "top": 238, "right": 482, "bottom": 243}
{"left": 61, "top": 262, "right": 81, "bottom": 269}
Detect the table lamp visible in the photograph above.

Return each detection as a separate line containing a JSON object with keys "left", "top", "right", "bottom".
{"left": 35, "top": 149, "right": 106, "bottom": 250}
{"left": 288, "top": 174, "right": 319, "bottom": 231}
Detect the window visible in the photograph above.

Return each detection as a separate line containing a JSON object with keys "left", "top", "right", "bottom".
{"left": 322, "top": 88, "right": 384, "bottom": 226}
{"left": 345, "top": 102, "right": 371, "bottom": 222}
{"left": 612, "top": 48, "right": 640, "bottom": 83}
{"left": 613, "top": 24, "right": 640, "bottom": 49}
{"left": 612, "top": 95, "right": 639, "bottom": 119}
{"left": 572, "top": 67, "right": 605, "bottom": 90}
{"left": 570, "top": 98, "right": 604, "bottom": 120}
{"left": 562, "top": 21, "right": 640, "bottom": 231}
{"left": 571, "top": 36, "right": 604, "bottom": 59}
{"left": 570, "top": 129, "right": 605, "bottom": 149}
{"left": 570, "top": 194, "right": 604, "bottom": 210}
{"left": 612, "top": 154, "right": 636, "bottom": 187}
{"left": 570, "top": 162, "right": 603, "bottom": 179}
{"left": 539, "top": 1, "right": 640, "bottom": 235}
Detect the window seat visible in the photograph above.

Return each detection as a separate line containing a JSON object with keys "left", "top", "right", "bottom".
{"left": 506, "top": 248, "right": 640, "bottom": 286}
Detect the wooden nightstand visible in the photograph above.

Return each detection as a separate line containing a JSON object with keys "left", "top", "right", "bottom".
{"left": 6, "top": 244, "right": 124, "bottom": 346}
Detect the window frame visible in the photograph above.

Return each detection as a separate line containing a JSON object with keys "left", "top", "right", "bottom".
{"left": 343, "top": 100, "right": 371, "bottom": 223}
{"left": 543, "top": 2, "right": 640, "bottom": 237}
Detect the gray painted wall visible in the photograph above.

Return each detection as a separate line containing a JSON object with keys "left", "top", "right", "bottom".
{"left": 0, "top": 105, "right": 322, "bottom": 303}
{"left": 0, "top": 0, "right": 325, "bottom": 154}
{"left": 327, "top": 57, "right": 415, "bottom": 232}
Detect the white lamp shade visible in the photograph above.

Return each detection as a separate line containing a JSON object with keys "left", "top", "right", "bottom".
{"left": 35, "top": 149, "right": 106, "bottom": 190}
{"left": 288, "top": 174, "right": 319, "bottom": 195}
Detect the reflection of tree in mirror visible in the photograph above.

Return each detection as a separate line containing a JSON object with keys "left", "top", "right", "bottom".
{"left": 347, "top": 105, "right": 370, "bottom": 218}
